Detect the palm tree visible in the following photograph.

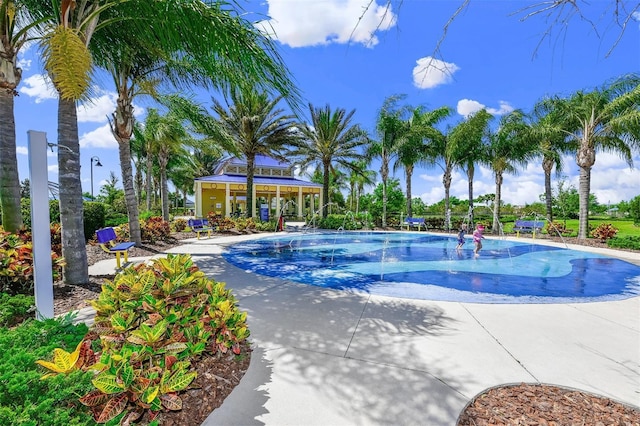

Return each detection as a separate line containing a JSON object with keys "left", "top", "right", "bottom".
{"left": 485, "top": 110, "right": 536, "bottom": 234}
{"left": 395, "top": 105, "right": 450, "bottom": 218}
{"left": 348, "top": 160, "right": 376, "bottom": 214}
{"left": 90, "top": 0, "right": 301, "bottom": 243}
{"left": 448, "top": 109, "right": 493, "bottom": 224}
{"left": 545, "top": 74, "right": 640, "bottom": 238}
{"left": 0, "top": 0, "right": 36, "bottom": 232}
{"left": 368, "top": 95, "right": 410, "bottom": 227}
{"left": 288, "top": 103, "right": 368, "bottom": 218}
{"left": 530, "top": 98, "right": 575, "bottom": 222}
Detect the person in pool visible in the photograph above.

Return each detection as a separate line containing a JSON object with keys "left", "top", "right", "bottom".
{"left": 473, "top": 224, "right": 485, "bottom": 256}
{"left": 456, "top": 223, "right": 467, "bottom": 250}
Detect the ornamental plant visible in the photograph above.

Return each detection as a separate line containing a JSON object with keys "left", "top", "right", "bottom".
{"left": 141, "top": 216, "right": 172, "bottom": 242}
{"left": 37, "top": 254, "right": 250, "bottom": 424}
{"left": 0, "top": 227, "right": 65, "bottom": 295}
{"left": 590, "top": 223, "right": 618, "bottom": 241}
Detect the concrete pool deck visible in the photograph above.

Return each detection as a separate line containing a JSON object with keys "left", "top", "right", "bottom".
{"left": 88, "top": 233, "right": 640, "bottom": 425}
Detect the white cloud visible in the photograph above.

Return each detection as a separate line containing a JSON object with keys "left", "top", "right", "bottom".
{"left": 633, "top": 11, "right": 640, "bottom": 27}
{"left": 457, "top": 99, "right": 514, "bottom": 117}
{"left": 258, "top": 0, "right": 396, "bottom": 48}
{"left": 48, "top": 164, "right": 58, "bottom": 174}
{"left": 16, "top": 146, "right": 28, "bottom": 155}
{"left": 80, "top": 124, "right": 118, "bottom": 149}
{"left": 17, "top": 57, "right": 31, "bottom": 71}
{"left": 20, "top": 74, "right": 57, "bottom": 103}
{"left": 413, "top": 56, "right": 460, "bottom": 89}
{"left": 78, "top": 89, "right": 118, "bottom": 123}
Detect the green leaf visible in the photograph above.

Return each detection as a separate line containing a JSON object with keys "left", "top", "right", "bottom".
{"left": 165, "top": 371, "right": 197, "bottom": 392}
{"left": 92, "top": 373, "right": 125, "bottom": 394}
{"left": 121, "top": 363, "right": 134, "bottom": 387}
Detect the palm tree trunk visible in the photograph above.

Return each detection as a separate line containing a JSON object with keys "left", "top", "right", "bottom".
{"left": 145, "top": 154, "right": 153, "bottom": 211}
{"left": 246, "top": 155, "right": 255, "bottom": 218}
{"left": 443, "top": 166, "right": 452, "bottom": 231}
{"left": 57, "top": 98, "right": 88, "bottom": 284}
{"left": 578, "top": 166, "right": 591, "bottom": 239}
{"left": 543, "top": 157, "right": 554, "bottom": 222}
{"left": 381, "top": 154, "right": 389, "bottom": 228}
{"left": 467, "top": 164, "right": 474, "bottom": 224}
{"left": 322, "top": 161, "right": 331, "bottom": 218}
{"left": 160, "top": 165, "right": 169, "bottom": 222}
{"left": 135, "top": 164, "right": 143, "bottom": 206}
{"left": 0, "top": 90, "right": 23, "bottom": 232}
{"left": 405, "top": 165, "right": 413, "bottom": 218}
{"left": 492, "top": 171, "right": 503, "bottom": 235}
{"left": 111, "top": 95, "right": 142, "bottom": 244}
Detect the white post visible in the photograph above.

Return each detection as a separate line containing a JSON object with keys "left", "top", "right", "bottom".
{"left": 27, "top": 130, "right": 54, "bottom": 320}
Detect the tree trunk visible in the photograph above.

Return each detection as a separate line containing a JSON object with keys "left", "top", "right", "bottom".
{"left": 58, "top": 98, "right": 88, "bottom": 284}
{"left": 467, "top": 164, "right": 474, "bottom": 225}
{"left": 405, "top": 165, "right": 413, "bottom": 218}
{"left": 542, "top": 156, "right": 554, "bottom": 222}
{"left": 0, "top": 89, "right": 22, "bottom": 232}
{"left": 381, "top": 152, "right": 389, "bottom": 228}
{"left": 578, "top": 166, "right": 591, "bottom": 239}
{"left": 492, "top": 171, "right": 503, "bottom": 235}
{"left": 576, "top": 143, "right": 595, "bottom": 239}
{"left": 160, "top": 165, "right": 169, "bottom": 222}
{"left": 246, "top": 155, "right": 255, "bottom": 218}
{"left": 135, "top": 163, "right": 143, "bottom": 206}
{"left": 145, "top": 150, "right": 153, "bottom": 211}
{"left": 443, "top": 165, "right": 452, "bottom": 231}
{"left": 322, "top": 161, "right": 331, "bottom": 218}
{"left": 111, "top": 92, "right": 141, "bottom": 244}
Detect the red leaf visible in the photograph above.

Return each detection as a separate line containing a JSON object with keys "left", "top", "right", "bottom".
{"left": 95, "top": 393, "right": 128, "bottom": 423}
{"left": 79, "top": 390, "right": 110, "bottom": 407}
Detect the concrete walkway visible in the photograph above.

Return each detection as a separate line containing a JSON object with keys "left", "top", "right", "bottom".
{"left": 87, "top": 234, "right": 640, "bottom": 425}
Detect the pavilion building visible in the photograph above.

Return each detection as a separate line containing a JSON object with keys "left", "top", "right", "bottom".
{"left": 194, "top": 155, "right": 323, "bottom": 220}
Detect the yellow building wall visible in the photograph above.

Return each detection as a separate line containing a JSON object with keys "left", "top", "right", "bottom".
{"left": 201, "top": 187, "right": 226, "bottom": 217}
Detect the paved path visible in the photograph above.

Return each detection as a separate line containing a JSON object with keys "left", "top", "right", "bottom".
{"left": 87, "top": 234, "right": 640, "bottom": 425}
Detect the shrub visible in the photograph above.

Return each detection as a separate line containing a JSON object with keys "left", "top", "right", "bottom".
{"left": 83, "top": 202, "right": 106, "bottom": 241}
{"left": 0, "top": 228, "right": 65, "bottom": 295}
{"left": 0, "top": 292, "right": 35, "bottom": 327}
{"left": 207, "top": 212, "right": 234, "bottom": 231}
{"left": 1, "top": 317, "right": 94, "bottom": 425}
{"left": 607, "top": 236, "right": 640, "bottom": 250}
{"left": 254, "top": 219, "right": 276, "bottom": 231}
{"left": 173, "top": 218, "right": 188, "bottom": 232}
{"left": 104, "top": 213, "right": 129, "bottom": 227}
{"left": 545, "top": 221, "right": 572, "bottom": 236}
{"left": 141, "top": 216, "right": 171, "bottom": 242}
{"left": 590, "top": 223, "right": 618, "bottom": 241}
{"left": 39, "top": 254, "right": 250, "bottom": 424}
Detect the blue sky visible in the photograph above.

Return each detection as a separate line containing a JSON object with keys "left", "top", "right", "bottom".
{"left": 13, "top": 0, "right": 640, "bottom": 207}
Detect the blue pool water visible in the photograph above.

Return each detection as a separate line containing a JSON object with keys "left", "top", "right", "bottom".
{"left": 222, "top": 232, "right": 640, "bottom": 303}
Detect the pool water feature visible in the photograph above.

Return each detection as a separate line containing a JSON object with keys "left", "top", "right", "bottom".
{"left": 223, "top": 232, "right": 640, "bottom": 303}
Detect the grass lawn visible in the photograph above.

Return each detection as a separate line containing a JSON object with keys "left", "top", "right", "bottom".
{"left": 502, "top": 218, "right": 639, "bottom": 238}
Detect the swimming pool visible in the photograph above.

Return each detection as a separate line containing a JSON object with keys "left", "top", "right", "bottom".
{"left": 222, "top": 232, "right": 640, "bottom": 303}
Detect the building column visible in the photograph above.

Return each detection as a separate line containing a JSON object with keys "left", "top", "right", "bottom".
{"left": 225, "top": 183, "right": 231, "bottom": 218}
{"left": 195, "top": 181, "right": 202, "bottom": 218}
{"left": 252, "top": 184, "right": 257, "bottom": 217}
{"left": 275, "top": 185, "right": 281, "bottom": 217}
{"left": 298, "top": 187, "right": 303, "bottom": 218}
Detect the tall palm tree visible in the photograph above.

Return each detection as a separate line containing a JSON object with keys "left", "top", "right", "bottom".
{"left": 91, "top": 0, "right": 301, "bottom": 243}
{"left": 395, "top": 105, "right": 450, "bottom": 218}
{"left": 348, "top": 160, "right": 376, "bottom": 214}
{"left": 0, "top": 0, "right": 36, "bottom": 232}
{"left": 368, "top": 95, "right": 410, "bottom": 227}
{"left": 545, "top": 74, "right": 640, "bottom": 238}
{"left": 139, "top": 109, "right": 193, "bottom": 221}
{"left": 288, "top": 103, "right": 368, "bottom": 218}
{"left": 448, "top": 109, "right": 493, "bottom": 224}
{"left": 530, "top": 98, "right": 574, "bottom": 222}
{"left": 485, "top": 110, "right": 536, "bottom": 234}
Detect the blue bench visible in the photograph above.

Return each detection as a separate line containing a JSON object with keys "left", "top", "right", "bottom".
{"left": 188, "top": 218, "right": 213, "bottom": 239}
{"left": 513, "top": 220, "right": 545, "bottom": 238}
{"left": 96, "top": 227, "right": 136, "bottom": 268}
{"left": 402, "top": 217, "right": 425, "bottom": 231}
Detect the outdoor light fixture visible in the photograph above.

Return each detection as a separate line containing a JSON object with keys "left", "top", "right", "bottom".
{"left": 90, "top": 156, "right": 102, "bottom": 199}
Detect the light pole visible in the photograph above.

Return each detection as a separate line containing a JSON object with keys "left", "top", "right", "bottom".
{"left": 90, "top": 156, "right": 102, "bottom": 199}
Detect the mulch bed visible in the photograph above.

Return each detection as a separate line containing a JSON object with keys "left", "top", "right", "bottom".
{"left": 457, "top": 383, "right": 640, "bottom": 425}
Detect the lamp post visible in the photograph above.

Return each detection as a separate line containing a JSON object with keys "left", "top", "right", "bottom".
{"left": 90, "top": 156, "right": 102, "bottom": 199}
